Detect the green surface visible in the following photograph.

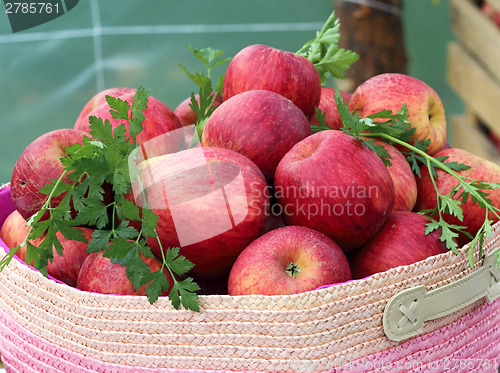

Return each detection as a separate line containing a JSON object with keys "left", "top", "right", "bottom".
{"left": 0, "top": 0, "right": 463, "bottom": 184}
{"left": 404, "top": 0, "right": 463, "bottom": 126}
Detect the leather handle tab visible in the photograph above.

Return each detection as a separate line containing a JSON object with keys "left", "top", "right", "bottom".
{"left": 383, "top": 248, "right": 500, "bottom": 342}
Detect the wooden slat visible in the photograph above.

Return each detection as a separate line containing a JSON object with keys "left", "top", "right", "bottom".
{"left": 449, "top": 115, "right": 500, "bottom": 165}
{"left": 487, "top": 0, "right": 500, "bottom": 12}
{"left": 450, "top": 0, "right": 500, "bottom": 84}
{"left": 447, "top": 42, "right": 500, "bottom": 137}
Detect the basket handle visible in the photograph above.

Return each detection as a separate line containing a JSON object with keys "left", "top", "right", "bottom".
{"left": 383, "top": 248, "right": 500, "bottom": 341}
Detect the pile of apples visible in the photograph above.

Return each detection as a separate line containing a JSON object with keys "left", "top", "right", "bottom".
{"left": 1, "top": 43, "right": 500, "bottom": 298}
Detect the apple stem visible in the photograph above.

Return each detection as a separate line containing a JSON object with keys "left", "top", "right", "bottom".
{"left": 285, "top": 262, "right": 301, "bottom": 277}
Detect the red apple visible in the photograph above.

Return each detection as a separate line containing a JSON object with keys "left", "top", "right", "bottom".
{"left": 0, "top": 209, "right": 93, "bottom": 286}
{"left": 74, "top": 87, "right": 136, "bottom": 125}
{"left": 228, "top": 225, "right": 351, "bottom": 296}
{"left": 130, "top": 146, "right": 269, "bottom": 278}
{"left": 348, "top": 211, "right": 448, "bottom": 279}
{"left": 10, "top": 128, "right": 87, "bottom": 221}
{"left": 223, "top": 44, "right": 321, "bottom": 118}
{"left": 0, "top": 210, "right": 32, "bottom": 258}
{"left": 348, "top": 73, "right": 447, "bottom": 155}
{"left": 274, "top": 130, "right": 395, "bottom": 252}
{"left": 365, "top": 137, "right": 417, "bottom": 212}
{"left": 201, "top": 90, "right": 312, "bottom": 181}
{"left": 76, "top": 251, "right": 173, "bottom": 296}
{"left": 46, "top": 227, "right": 93, "bottom": 287}
{"left": 415, "top": 147, "right": 500, "bottom": 246}
{"left": 74, "top": 88, "right": 183, "bottom": 158}
{"left": 174, "top": 92, "right": 223, "bottom": 127}
{"left": 310, "top": 87, "right": 351, "bottom": 130}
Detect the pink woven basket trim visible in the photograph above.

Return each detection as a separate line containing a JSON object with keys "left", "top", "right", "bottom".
{"left": 1, "top": 175, "right": 499, "bottom": 371}
{"left": 331, "top": 298, "right": 500, "bottom": 373}
{"left": 0, "top": 309, "right": 264, "bottom": 372}
{"left": 1, "top": 299, "right": 499, "bottom": 373}
{"left": 404, "top": 304, "right": 499, "bottom": 363}
{"left": 371, "top": 306, "right": 500, "bottom": 373}
{"left": 468, "top": 339, "right": 500, "bottom": 373}
{"left": 0, "top": 310, "right": 92, "bottom": 373}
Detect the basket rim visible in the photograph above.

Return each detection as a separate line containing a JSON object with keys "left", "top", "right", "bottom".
{"left": 1, "top": 181, "right": 498, "bottom": 311}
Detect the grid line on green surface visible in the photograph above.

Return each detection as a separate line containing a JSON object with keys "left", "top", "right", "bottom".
{"left": 0, "top": 0, "right": 324, "bottom": 92}
{"left": 0, "top": 22, "right": 326, "bottom": 43}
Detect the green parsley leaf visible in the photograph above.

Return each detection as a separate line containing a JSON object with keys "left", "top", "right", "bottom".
{"left": 129, "top": 86, "right": 152, "bottom": 142}
{"left": 179, "top": 45, "right": 231, "bottom": 140}
{"left": 169, "top": 278, "right": 201, "bottom": 312}
{"left": 439, "top": 190, "right": 465, "bottom": 222}
{"left": 115, "top": 194, "right": 141, "bottom": 222}
{"left": 2, "top": 85, "right": 200, "bottom": 310}
{"left": 163, "top": 247, "right": 195, "bottom": 277}
{"left": 106, "top": 96, "right": 131, "bottom": 121}
{"left": 330, "top": 86, "right": 500, "bottom": 269}
{"left": 87, "top": 229, "right": 113, "bottom": 253}
{"left": 186, "top": 45, "right": 232, "bottom": 75}
{"left": 311, "top": 107, "right": 331, "bottom": 133}
{"left": 143, "top": 269, "right": 171, "bottom": 305}
{"left": 38, "top": 178, "right": 73, "bottom": 197}
{"left": 297, "top": 11, "right": 359, "bottom": 85}
{"left": 141, "top": 208, "right": 159, "bottom": 239}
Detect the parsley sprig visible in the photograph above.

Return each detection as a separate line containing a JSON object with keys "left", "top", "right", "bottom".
{"left": 179, "top": 45, "right": 231, "bottom": 140}
{"left": 322, "top": 89, "right": 500, "bottom": 266}
{"left": 0, "top": 86, "right": 200, "bottom": 311}
{"left": 296, "top": 11, "right": 359, "bottom": 85}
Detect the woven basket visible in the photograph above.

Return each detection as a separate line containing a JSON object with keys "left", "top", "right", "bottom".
{"left": 0, "top": 182, "right": 499, "bottom": 373}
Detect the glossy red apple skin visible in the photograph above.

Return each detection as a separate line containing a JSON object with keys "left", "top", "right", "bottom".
{"left": 0, "top": 210, "right": 32, "bottom": 258}
{"left": 1, "top": 210, "right": 92, "bottom": 286}
{"left": 10, "top": 128, "right": 87, "bottom": 221}
{"left": 228, "top": 225, "right": 352, "bottom": 296}
{"left": 415, "top": 148, "right": 500, "bottom": 247}
{"left": 15, "top": 229, "right": 92, "bottom": 285}
{"left": 174, "top": 92, "right": 223, "bottom": 127}
{"left": 223, "top": 44, "right": 321, "bottom": 118}
{"left": 348, "top": 211, "right": 449, "bottom": 279}
{"left": 348, "top": 73, "right": 447, "bottom": 155}
{"left": 76, "top": 251, "right": 173, "bottom": 296}
{"left": 310, "top": 88, "right": 351, "bottom": 130}
{"left": 74, "top": 87, "right": 136, "bottom": 125}
{"left": 46, "top": 228, "right": 93, "bottom": 287}
{"left": 201, "top": 90, "right": 312, "bottom": 181}
{"left": 74, "top": 88, "right": 183, "bottom": 158}
{"left": 274, "top": 130, "right": 395, "bottom": 252}
{"left": 131, "top": 146, "right": 270, "bottom": 279}
{"left": 366, "top": 137, "right": 417, "bottom": 212}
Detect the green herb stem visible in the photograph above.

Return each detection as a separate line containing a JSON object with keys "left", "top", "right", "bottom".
{"left": 364, "top": 132, "right": 500, "bottom": 222}
{"left": 156, "top": 236, "right": 179, "bottom": 288}
{"left": 1, "top": 168, "right": 73, "bottom": 271}
{"left": 296, "top": 11, "right": 359, "bottom": 84}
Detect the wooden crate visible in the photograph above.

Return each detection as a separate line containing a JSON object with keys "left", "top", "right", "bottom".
{"left": 448, "top": 0, "right": 500, "bottom": 163}
{"left": 450, "top": 0, "right": 500, "bottom": 84}
{"left": 449, "top": 113, "right": 500, "bottom": 164}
